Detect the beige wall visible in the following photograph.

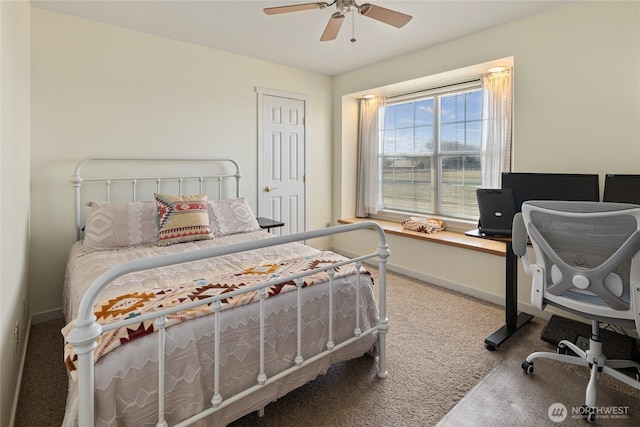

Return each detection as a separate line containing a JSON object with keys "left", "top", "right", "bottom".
{"left": 331, "top": 1, "right": 640, "bottom": 310}
{"left": 29, "top": 9, "right": 334, "bottom": 316}
{"left": 1, "top": 1, "right": 31, "bottom": 425}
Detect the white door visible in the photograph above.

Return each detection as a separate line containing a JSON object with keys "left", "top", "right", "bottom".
{"left": 258, "top": 90, "right": 307, "bottom": 235}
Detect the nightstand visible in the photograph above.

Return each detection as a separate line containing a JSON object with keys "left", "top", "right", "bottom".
{"left": 257, "top": 217, "right": 285, "bottom": 233}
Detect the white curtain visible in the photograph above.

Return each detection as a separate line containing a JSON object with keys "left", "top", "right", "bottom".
{"left": 481, "top": 68, "right": 513, "bottom": 188}
{"left": 356, "top": 96, "right": 386, "bottom": 217}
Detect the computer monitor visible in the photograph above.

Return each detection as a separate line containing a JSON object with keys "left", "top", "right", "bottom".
{"left": 603, "top": 174, "right": 640, "bottom": 204}
{"left": 501, "top": 172, "right": 600, "bottom": 212}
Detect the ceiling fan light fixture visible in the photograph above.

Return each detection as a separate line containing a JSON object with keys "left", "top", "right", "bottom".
{"left": 337, "top": 0, "right": 355, "bottom": 14}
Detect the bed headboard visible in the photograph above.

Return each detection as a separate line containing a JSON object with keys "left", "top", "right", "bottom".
{"left": 71, "top": 156, "right": 242, "bottom": 240}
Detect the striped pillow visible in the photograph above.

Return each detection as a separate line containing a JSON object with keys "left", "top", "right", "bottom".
{"left": 154, "top": 193, "right": 212, "bottom": 246}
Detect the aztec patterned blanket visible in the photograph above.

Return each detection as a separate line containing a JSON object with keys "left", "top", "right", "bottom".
{"left": 63, "top": 253, "right": 369, "bottom": 377}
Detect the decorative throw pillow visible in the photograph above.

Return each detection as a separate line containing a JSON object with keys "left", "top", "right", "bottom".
{"left": 154, "top": 193, "right": 212, "bottom": 246}
{"left": 208, "top": 198, "right": 261, "bottom": 237}
{"left": 83, "top": 201, "right": 159, "bottom": 250}
{"left": 401, "top": 217, "right": 446, "bottom": 234}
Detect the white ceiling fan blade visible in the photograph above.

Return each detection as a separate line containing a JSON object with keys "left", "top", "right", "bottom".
{"left": 320, "top": 12, "right": 345, "bottom": 41}
{"left": 359, "top": 3, "right": 412, "bottom": 28}
{"left": 264, "top": 2, "right": 328, "bottom": 15}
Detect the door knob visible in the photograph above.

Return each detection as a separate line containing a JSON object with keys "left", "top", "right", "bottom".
{"left": 264, "top": 186, "right": 278, "bottom": 192}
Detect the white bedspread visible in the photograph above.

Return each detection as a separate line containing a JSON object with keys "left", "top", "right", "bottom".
{"left": 62, "top": 230, "right": 379, "bottom": 426}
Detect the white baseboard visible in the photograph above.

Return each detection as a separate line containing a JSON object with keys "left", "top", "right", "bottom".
{"left": 32, "top": 308, "right": 63, "bottom": 324}
{"left": 9, "top": 315, "right": 32, "bottom": 427}
{"left": 331, "top": 246, "right": 548, "bottom": 320}
{"left": 10, "top": 309, "right": 65, "bottom": 425}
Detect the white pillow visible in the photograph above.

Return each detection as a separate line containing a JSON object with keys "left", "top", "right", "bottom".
{"left": 83, "top": 201, "right": 159, "bottom": 250}
{"left": 208, "top": 198, "right": 261, "bottom": 236}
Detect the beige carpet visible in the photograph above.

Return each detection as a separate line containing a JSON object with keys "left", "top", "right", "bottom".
{"left": 14, "top": 268, "right": 639, "bottom": 426}
{"left": 228, "top": 267, "right": 509, "bottom": 426}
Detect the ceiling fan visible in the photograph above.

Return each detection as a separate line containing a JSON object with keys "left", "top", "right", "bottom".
{"left": 264, "top": 0, "right": 412, "bottom": 41}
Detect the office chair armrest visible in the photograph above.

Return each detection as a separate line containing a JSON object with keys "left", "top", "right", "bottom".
{"left": 512, "top": 212, "right": 534, "bottom": 276}
{"left": 632, "top": 283, "right": 640, "bottom": 336}
{"left": 512, "top": 213, "right": 527, "bottom": 257}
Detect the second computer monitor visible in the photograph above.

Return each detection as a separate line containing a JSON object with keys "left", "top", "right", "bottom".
{"left": 501, "top": 172, "right": 600, "bottom": 212}
{"left": 603, "top": 174, "right": 640, "bottom": 204}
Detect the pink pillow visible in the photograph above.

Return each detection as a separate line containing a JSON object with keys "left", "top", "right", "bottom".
{"left": 82, "top": 201, "right": 159, "bottom": 250}
{"left": 208, "top": 198, "right": 261, "bottom": 236}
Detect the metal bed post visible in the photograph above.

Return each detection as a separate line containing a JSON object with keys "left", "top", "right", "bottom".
{"left": 155, "top": 315, "right": 168, "bottom": 427}
{"left": 295, "top": 278, "right": 304, "bottom": 366}
{"left": 71, "top": 173, "right": 83, "bottom": 240}
{"left": 232, "top": 163, "right": 241, "bottom": 198}
{"left": 66, "top": 318, "right": 102, "bottom": 426}
{"left": 212, "top": 300, "right": 222, "bottom": 408}
{"left": 354, "top": 261, "right": 362, "bottom": 337}
{"left": 375, "top": 239, "right": 391, "bottom": 379}
{"left": 257, "top": 287, "right": 267, "bottom": 385}
{"left": 327, "top": 268, "right": 335, "bottom": 351}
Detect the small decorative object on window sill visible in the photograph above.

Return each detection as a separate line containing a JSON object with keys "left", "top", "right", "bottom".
{"left": 401, "top": 217, "right": 446, "bottom": 234}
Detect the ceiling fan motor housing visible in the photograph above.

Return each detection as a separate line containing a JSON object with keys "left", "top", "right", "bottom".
{"left": 337, "top": 0, "right": 357, "bottom": 14}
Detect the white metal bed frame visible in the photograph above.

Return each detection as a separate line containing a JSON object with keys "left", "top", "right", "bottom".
{"left": 71, "top": 156, "right": 242, "bottom": 240}
{"left": 66, "top": 156, "right": 390, "bottom": 427}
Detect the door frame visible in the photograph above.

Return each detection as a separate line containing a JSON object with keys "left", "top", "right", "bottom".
{"left": 256, "top": 87, "right": 309, "bottom": 233}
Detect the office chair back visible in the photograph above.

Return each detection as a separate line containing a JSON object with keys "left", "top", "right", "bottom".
{"left": 514, "top": 200, "right": 640, "bottom": 330}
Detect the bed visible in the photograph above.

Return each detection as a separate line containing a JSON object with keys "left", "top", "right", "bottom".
{"left": 62, "top": 156, "right": 390, "bottom": 426}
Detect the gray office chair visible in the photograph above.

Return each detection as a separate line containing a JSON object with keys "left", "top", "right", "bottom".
{"left": 512, "top": 201, "right": 640, "bottom": 422}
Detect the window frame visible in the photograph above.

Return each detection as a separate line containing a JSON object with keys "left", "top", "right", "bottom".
{"left": 375, "top": 79, "right": 484, "bottom": 224}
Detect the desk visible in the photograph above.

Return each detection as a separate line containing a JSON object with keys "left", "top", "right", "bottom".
{"left": 465, "top": 228, "right": 534, "bottom": 351}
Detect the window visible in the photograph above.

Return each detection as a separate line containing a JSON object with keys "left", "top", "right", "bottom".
{"left": 380, "top": 84, "right": 483, "bottom": 219}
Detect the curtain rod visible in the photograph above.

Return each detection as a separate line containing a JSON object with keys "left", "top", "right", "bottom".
{"left": 386, "top": 78, "right": 481, "bottom": 100}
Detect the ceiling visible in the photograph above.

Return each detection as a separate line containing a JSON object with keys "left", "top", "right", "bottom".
{"left": 31, "top": 0, "right": 571, "bottom": 76}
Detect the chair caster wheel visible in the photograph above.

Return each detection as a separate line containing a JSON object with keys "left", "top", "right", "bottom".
{"left": 580, "top": 405, "right": 596, "bottom": 423}
{"left": 522, "top": 360, "right": 534, "bottom": 374}
{"left": 484, "top": 343, "right": 496, "bottom": 351}
{"left": 557, "top": 342, "right": 568, "bottom": 355}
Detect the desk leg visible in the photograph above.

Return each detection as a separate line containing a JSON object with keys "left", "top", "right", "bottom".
{"left": 484, "top": 241, "right": 533, "bottom": 351}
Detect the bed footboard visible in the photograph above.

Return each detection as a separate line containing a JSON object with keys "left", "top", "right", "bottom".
{"left": 67, "top": 221, "right": 389, "bottom": 427}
